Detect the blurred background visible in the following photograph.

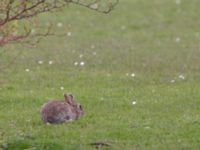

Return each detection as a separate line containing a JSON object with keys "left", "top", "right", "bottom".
{"left": 0, "top": 0, "right": 200, "bottom": 149}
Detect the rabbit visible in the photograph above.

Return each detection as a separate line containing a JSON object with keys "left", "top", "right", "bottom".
{"left": 40, "top": 93, "right": 84, "bottom": 124}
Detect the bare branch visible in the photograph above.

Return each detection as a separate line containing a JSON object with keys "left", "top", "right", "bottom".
{"left": 0, "top": 0, "right": 119, "bottom": 46}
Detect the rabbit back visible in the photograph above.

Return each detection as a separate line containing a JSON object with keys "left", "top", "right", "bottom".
{"left": 41, "top": 100, "right": 75, "bottom": 124}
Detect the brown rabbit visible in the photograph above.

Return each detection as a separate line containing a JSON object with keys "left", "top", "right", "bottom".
{"left": 40, "top": 93, "right": 84, "bottom": 124}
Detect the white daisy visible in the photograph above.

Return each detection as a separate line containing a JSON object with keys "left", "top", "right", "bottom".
{"left": 179, "top": 74, "right": 185, "bottom": 80}
{"left": 38, "top": 60, "right": 43, "bottom": 64}
{"left": 48, "top": 61, "right": 53, "bottom": 65}
{"left": 132, "top": 101, "right": 137, "bottom": 105}
{"left": 131, "top": 73, "right": 135, "bottom": 77}
{"left": 80, "top": 61, "right": 85, "bottom": 66}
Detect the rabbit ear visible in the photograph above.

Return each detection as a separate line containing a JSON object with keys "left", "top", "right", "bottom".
{"left": 64, "top": 93, "right": 74, "bottom": 105}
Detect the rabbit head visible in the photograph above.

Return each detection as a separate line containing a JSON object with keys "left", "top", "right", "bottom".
{"left": 64, "top": 93, "right": 84, "bottom": 119}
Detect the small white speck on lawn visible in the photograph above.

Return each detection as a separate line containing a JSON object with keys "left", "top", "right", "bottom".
{"left": 57, "top": 22, "right": 63, "bottom": 27}
{"left": 25, "top": 69, "right": 30, "bottom": 72}
{"left": 144, "top": 126, "right": 150, "bottom": 129}
{"left": 126, "top": 73, "right": 129, "bottom": 76}
{"left": 60, "top": 86, "right": 64, "bottom": 90}
{"left": 131, "top": 73, "right": 135, "bottom": 77}
{"left": 67, "top": 32, "right": 72, "bottom": 36}
{"left": 179, "top": 74, "right": 185, "bottom": 80}
{"left": 175, "top": 37, "right": 181, "bottom": 42}
{"left": 80, "top": 61, "right": 85, "bottom": 66}
{"left": 79, "top": 54, "right": 83, "bottom": 58}
{"left": 38, "top": 60, "right": 43, "bottom": 64}
{"left": 92, "top": 52, "right": 97, "bottom": 55}
{"left": 132, "top": 101, "right": 137, "bottom": 105}
{"left": 48, "top": 61, "right": 53, "bottom": 65}
{"left": 74, "top": 62, "right": 79, "bottom": 66}
{"left": 170, "top": 79, "right": 175, "bottom": 83}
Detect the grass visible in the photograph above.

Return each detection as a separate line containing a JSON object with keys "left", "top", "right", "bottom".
{"left": 1, "top": 0, "right": 200, "bottom": 149}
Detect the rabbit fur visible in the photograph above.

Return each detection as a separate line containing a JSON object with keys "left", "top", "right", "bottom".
{"left": 40, "top": 93, "right": 84, "bottom": 124}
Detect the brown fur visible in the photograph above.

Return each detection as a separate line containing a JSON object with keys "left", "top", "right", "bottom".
{"left": 40, "top": 93, "right": 84, "bottom": 124}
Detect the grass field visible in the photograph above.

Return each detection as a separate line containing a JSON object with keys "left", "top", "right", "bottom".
{"left": 1, "top": 0, "right": 200, "bottom": 149}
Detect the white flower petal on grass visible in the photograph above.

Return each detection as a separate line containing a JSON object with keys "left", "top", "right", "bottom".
{"left": 175, "top": 37, "right": 181, "bottom": 43}
{"left": 132, "top": 101, "right": 137, "bottom": 105}
{"left": 179, "top": 74, "right": 185, "bottom": 80}
{"left": 60, "top": 86, "right": 64, "bottom": 90}
{"left": 144, "top": 126, "right": 150, "bottom": 129}
{"left": 67, "top": 32, "right": 72, "bottom": 36}
{"left": 131, "top": 73, "right": 135, "bottom": 77}
{"left": 79, "top": 54, "right": 83, "bottom": 58}
{"left": 48, "top": 61, "right": 53, "bottom": 65}
{"left": 38, "top": 60, "right": 43, "bottom": 64}
{"left": 25, "top": 69, "right": 30, "bottom": 72}
{"left": 46, "top": 122, "right": 51, "bottom": 125}
{"left": 74, "top": 62, "right": 79, "bottom": 66}
{"left": 80, "top": 61, "right": 85, "bottom": 66}
{"left": 170, "top": 80, "right": 175, "bottom": 83}
{"left": 57, "top": 22, "right": 63, "bottom": 27}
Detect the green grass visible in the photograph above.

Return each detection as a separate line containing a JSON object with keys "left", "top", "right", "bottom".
{"left": 1, "top": 0, "right": 200, "bottom": 149}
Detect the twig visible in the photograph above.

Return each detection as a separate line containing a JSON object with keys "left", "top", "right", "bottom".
{"left": 90, "top": 141, "right": 112, "bottom": 148}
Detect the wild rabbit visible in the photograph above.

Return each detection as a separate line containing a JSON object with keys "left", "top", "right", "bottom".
{"left": 40, "top": 93, "right": 84, "bottom": 124}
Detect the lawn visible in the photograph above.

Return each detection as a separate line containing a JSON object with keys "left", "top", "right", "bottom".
{"left": 1, "top": 0, "right": 200, "bottom": 149}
